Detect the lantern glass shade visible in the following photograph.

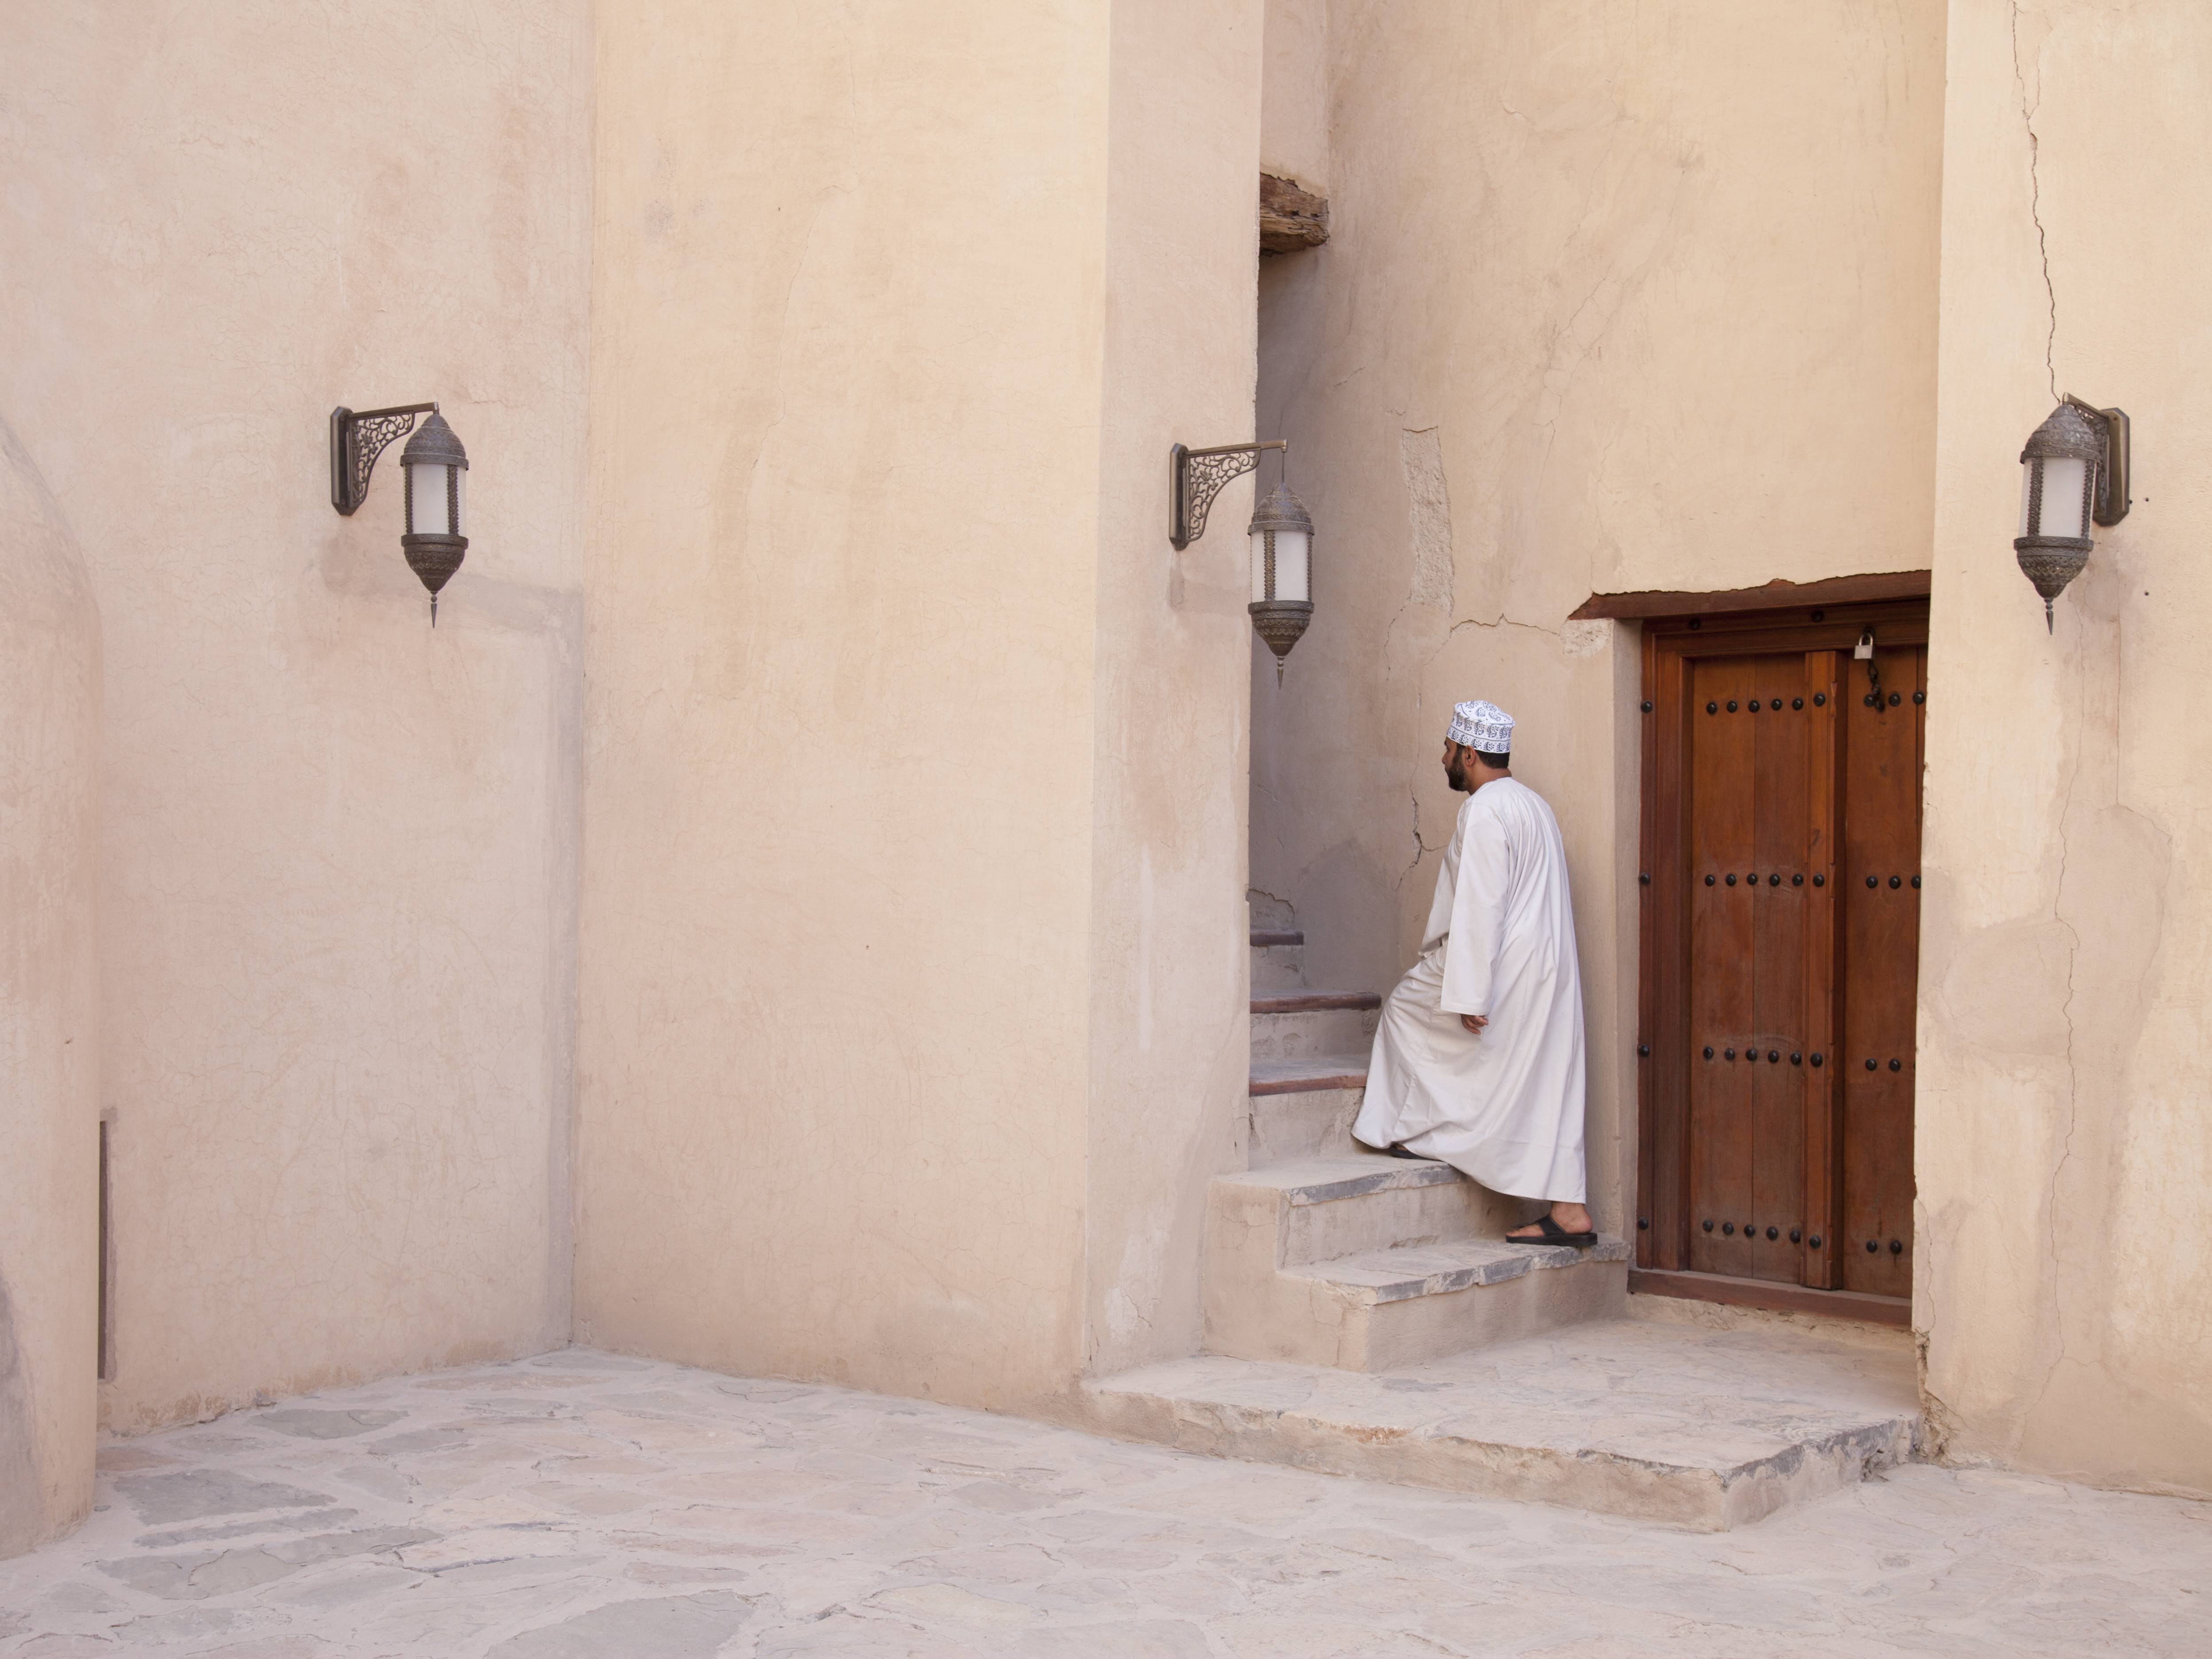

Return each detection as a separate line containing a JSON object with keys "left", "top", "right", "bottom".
{"left": 2021, "top": 455, "right": 2089, "bottom": 539}
{"left": 1252, "top": 526, "right": 1310, "bottom": 604}
{"left": 406, "top": 458, "right": 461, "bottom": 537}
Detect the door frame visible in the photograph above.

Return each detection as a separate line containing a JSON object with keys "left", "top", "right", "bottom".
{"left": 1627, "top": 594, "right": 1930, "bottom": 1326}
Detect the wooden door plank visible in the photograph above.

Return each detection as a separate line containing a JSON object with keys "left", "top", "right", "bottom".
{"left": 1636, "top": 631, "right": 1663, "bottom": 1265}
{"left": 1745, "top": 658, "right": 1809, "bottom": 1282}
{"left": 1687, "top": 657, "right": 1756, "bottom": 1277}
{"left": 1801, "top": 650, "right": 1844, "bottom": 1287}
{"left": 1647, "top": 639, "right": 1697, "bottom": 1269}
{"left": 1839, "top": 640, "right": 1923, "bottom": 1295}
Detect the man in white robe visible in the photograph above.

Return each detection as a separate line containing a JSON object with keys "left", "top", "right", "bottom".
{"left": 1352, "top": 699, "right": 1594, "bottom": 1245}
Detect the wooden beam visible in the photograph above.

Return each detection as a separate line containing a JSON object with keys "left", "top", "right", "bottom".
{"left": 1260, "top": 174, "right": 1329, "bottom": 253}
{"left": 1569, "top": 570, "right": 1932, "bottom": 622}
{"left": 1628, "top": 1266, "right": 1911, "bottom": 1327}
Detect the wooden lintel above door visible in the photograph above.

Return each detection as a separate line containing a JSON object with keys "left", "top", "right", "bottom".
{"left": 1570, "top": 570, "right": 1932, "bottom": 622}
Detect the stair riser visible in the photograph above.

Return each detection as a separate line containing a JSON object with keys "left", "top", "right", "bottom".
{"left": 1250, "top": 1007, "right": 1378, "bottom": 1062}
{"left": 1079, "top": 1386, "right": 1918, "bottom": 1532}
{"left": 1247, "top": 1087, "right": 1363, "bottom": 1165}
{"left": 1250, "top": 942, "right": 1305, "bottom": 990}
{"left": 1206, "top": 1172, "right": 1517, "bottom": 1280}
{"left": 1210, "top": 1259, "right": 1628, "bottom": 1372}
{"left": 1283, "top": 1178, "right": 1516, "bottom": 1266}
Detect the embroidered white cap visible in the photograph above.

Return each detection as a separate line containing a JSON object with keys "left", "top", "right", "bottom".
{"left": 1447, "top": 699, "right": 1514, "bottom": 753}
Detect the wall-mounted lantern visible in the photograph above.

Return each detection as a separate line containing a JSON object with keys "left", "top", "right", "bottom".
{"left": 1170, "top": 439, "right": 1316, "bottom": 682}
{"left": 330, "top": 403, "right": 471, "bottom": 624}
{"left": 2015, "top": 396, "right": 2129, "bottom": 631}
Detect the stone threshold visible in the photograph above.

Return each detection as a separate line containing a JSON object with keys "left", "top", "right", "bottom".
{"left": 1083, "top": 1316, "right": 1922, "bottom": 1531}
{"left": 1630, "top": 1266, "right": 1912, "bottom": 1328}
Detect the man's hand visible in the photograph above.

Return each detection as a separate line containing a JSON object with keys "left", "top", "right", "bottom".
{"left": 1459, "top": 1013, "right": 1488, "bottom": 1034}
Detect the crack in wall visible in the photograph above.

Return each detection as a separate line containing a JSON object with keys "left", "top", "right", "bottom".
{"left": 1395, "top": 614, "right": 1570, "bottom": 891}
{"left": 2012, "top": 4, "right": 2060, "bottom": 398}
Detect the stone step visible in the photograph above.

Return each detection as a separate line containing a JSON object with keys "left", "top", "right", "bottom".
{"left": 1245, "top": 1084, "right": 1362, "bottom": 1165}
{"left": 1250, "top": 930, "right": 1305, "bottom": 991}
{"left": 1266, "top": 1235, "right": 1629, "bottom": 1371}
{"left": 1251, "top": 989, "right": 1381, "bottom": 1062}
{"left": 1203, "top": 1153, "right": 1621, "bottom": 1371}
{"left": 1208, "top": 1154, "right": 1507, "bottom": 1270}
{"left": 1246, "top": 1056, "right": 1371, "bottom": 1164}
{"left": 1083, "top": 1316, "right": 1923, "bottom": 1531}
{"left": 1248, "top": 1053, "right": 1369, "bottom": 1095}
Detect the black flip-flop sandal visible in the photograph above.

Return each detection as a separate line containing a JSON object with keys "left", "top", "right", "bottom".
{"left": 1383, "top": 1144, "right": 1437, "bottom": 1161}
{"left": 1507, "top": 1213, "right": 1597, "bottom": 1248}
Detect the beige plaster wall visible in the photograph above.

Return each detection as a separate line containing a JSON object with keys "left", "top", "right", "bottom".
{"left": 576, "top": 1, "right": 1106, "bottom": 1407}
{"left": 1917, "top": 0, "right": 2212, "bottom": 1495}
{"left": 0, "top": 4, "right": 592, "bottom": 1433}
{"left": 1253, "top": 1, "right": 1947, "bottom": 1235}
{"left": 577, "top": 0, "right": 1264, "bottom": 1404}
{"left": 0, "top": 427, "right": 101, "bottom": 1557}
{"left": 1083, "top": 0, "right": 1263, "bottom": 1379}
{"left": 1261, "top": 0, "right": 1330, "bottom": 193}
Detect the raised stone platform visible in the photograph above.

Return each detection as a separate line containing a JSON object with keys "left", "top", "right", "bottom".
{"left": 1087, "top": 1314, "right": 1922, "bottom": 1531}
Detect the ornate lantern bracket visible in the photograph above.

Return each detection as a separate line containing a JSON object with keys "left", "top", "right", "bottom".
{"left": 1170, "top": 439, "right": 1285, "bottom": 550}
{"left": 330, "top": 402, "right": 438, "bottom": 517}
{"left": 329, "top": 400, "right": 470, "bottom": 625}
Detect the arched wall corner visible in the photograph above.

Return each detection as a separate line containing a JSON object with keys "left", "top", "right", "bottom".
{"left": 0, "top": 414, "right": 102, "bottom": 1558}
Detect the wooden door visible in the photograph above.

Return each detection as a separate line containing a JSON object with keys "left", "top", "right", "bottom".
{"left": 1636, "top": 601, "right": 1925, "bottom": 1317}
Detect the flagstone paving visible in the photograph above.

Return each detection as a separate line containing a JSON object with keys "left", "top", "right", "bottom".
{"left": 0, "top": 1348, "right": 2206, "bottom": 1656}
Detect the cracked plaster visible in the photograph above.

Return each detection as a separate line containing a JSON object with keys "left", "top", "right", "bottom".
{"left": 1916, "top": 0, "right": 2212, "bottom": 1493}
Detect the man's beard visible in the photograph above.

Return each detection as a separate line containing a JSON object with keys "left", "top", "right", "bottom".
{"left": 1445, "top": 753, "right": 1470, "bottom": 792}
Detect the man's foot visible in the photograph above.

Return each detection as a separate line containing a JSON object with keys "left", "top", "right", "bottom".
{"left": 1507, "top": 1203, "right": 1596, "bottom": 1246}
{"left": 1382, "top": 1143, "right": 1436, "bottom": 1161}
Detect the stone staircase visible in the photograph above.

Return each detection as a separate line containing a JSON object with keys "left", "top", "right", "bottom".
{"left": 1079, "top": 901, "right": 1923, "bottom": 1531}
{"left": 1223, "top": 899, "right": 1628, "bottom": 1367}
